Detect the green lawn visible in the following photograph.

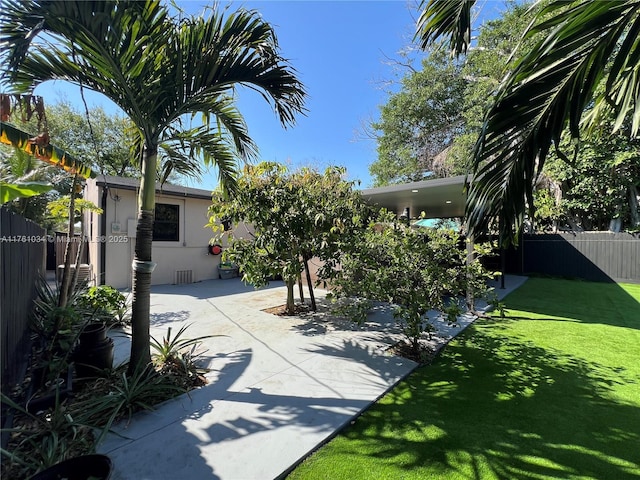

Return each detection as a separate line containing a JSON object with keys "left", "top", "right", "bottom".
{"left": 288, "top": 278, "right": 640, "bottom": 480}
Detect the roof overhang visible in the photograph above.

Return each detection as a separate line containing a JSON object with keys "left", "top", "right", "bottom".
{"left": 361, "top": 175, "right": 469, "bottom": 219}
{"left": 93, "top": 174, "right": 213, "bottom": 201}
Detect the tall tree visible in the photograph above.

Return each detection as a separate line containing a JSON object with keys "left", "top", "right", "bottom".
{"left": 369, "top": 49, "right": 467, "bottom": 185}
{"left": 370, "top": 2, "right": 535, "bottom": 187}
{"left": 43, "top": 101, "right": 137, "bottom": 178}
{"left": 536, "top": 114, "right": 640, "bottom": 231}
{"left": 417, "top": 0, "right": 640, "bottom": 245}
{"left": 1, "top": 100, "right": 136, "bottom": 227}
{"left": 1, "top": 0, "right": 306, "bottom": 372}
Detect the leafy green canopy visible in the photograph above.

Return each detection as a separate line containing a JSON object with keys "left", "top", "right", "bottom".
{"left": 417, "top": 0, "right": 640, "bottom": 246}
{"left": 371, "top": 2, "right": 535, "bottom": 187}
{"left": 321, "top": 221, "right": 495, "bottom": 354}
{"left": 370, "top": 49, "right": 467, "bottom": 185}
{"left": 208, "top": 162, "right": 375, "bottom": 313}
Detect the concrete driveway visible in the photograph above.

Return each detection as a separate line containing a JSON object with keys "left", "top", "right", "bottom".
{"left": 100, "top": 276, "right": 527, "bottom": 479}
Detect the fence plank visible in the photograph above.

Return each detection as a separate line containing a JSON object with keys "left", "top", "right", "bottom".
{"left": 0, "top": 208, "right": 45, "bottom": 390}
{"left": 507, "top": 232, "right": 640, "bottom": 283}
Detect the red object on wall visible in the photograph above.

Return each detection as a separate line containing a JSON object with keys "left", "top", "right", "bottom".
{"left": 208, "top": 244, "right": 222, "bottom": 255}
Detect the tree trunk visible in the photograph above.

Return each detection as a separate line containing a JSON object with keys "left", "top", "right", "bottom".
{"left": 285, "top": 278, "right": 296, "bottom": 315}
{"left": 629, "top": 184, "right": 640, "bottom": 227}
{"left": 58, "top": 175, "right": 78, "bottom": 308}
{"left": 128, "top": 147, "right": 157, "bottom": 375}
{"left": 297, "top": 273, "right": 304, "bottom": 302}
{"left": 465, "top": 231, "right": 475, "bottom": 312}
{"left": 303, "top": 255, "right": 316, "bottom": 311}
{"left": 69, "top": 207, "right": 86, "bottom": 297}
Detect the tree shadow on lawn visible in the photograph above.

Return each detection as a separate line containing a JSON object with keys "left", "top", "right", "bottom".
{"left": 331, "top": 319, "right": 640, "bottom": 480}
{"left": 502, "top": 277, "right": 640, "bottom": 329}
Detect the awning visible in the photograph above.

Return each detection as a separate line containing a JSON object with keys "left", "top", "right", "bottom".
{"left": 361, "top": 175, "right": 469, "bottom": 219}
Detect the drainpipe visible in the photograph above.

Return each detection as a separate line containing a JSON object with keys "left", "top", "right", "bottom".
{"left": 100, "top": 185, "right": 108, "bottom": 285}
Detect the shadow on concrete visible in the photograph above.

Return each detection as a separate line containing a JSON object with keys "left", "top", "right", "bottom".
{"left": 150, "top": 278, "right": 284, "bottom": 300}
{"left": 149, "top": 310, "right": 191, "bottom": 327}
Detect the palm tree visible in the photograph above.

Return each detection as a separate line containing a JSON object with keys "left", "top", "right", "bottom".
{"left": 1, "top": 0, "right": 306, "bottom": 372}
{"left": 417, "top": 0, "right": 640, "bottom": 245}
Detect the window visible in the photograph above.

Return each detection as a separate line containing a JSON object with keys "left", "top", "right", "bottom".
{"left": 153, "top": 203, "right": 179, "bottom": 241}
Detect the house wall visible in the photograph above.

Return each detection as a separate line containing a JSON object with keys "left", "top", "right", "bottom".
{"left": 85, "top": 179, "right": 235, "bottom": 289}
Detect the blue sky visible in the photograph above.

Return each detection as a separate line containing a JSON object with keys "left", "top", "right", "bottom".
{"left": 32, "top": 0, "right": 506, "bottom": 191}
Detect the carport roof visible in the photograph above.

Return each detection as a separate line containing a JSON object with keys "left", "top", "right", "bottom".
{"left": 360, "top": 175, "right": 469, "bottom": 219}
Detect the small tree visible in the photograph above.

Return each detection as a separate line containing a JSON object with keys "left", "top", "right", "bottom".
{"left": 48, "top": 193, "right": 102, "bottom": 304}
{"left": 324, "top": 220, "right": 496, "bottom": 356}
{"left": 208, "top": 162, "right": 374, "bottom": 314}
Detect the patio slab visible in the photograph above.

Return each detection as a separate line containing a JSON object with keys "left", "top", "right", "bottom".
{"left": 99, "top": 275, "right": 527, "bottom": 479}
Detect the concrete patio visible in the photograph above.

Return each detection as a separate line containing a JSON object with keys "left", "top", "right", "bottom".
{"left": 99, "top": 275, "right": 527, "bottom": 479}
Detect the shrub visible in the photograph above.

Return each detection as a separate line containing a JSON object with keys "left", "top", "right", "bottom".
{"left": 77, "top": 285, "right": 129, "bottom": 327}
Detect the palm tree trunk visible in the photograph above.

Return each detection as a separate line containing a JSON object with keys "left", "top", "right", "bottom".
{"left": 128, "top": 147, "right": 157, "bottom": 374}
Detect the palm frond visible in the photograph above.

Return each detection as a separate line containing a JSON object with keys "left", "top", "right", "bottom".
{"left": 161, "top": 7, "right": 307, "bottom": 128}
{"left": 416, "top": 0, "right": 475, "bottom": 56}
{"left": 1, "top": 1, "right": 305, "bottom": 180}
{"left": 161, "top": 125, "right": 240, "bottom": 194}
{"left": 466, "top": 0, "right": 640, "bottom": 246}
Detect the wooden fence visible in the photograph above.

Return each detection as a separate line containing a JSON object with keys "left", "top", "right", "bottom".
{"left": 0, "top": 208, "right": 46, "bottom": 390}
{"left": 504, "top": 232, "right": 640, "bottom": 283}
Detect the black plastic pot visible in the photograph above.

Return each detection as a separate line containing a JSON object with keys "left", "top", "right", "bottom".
{"left": 73, "top": 323, "right": 114, "bottom": 379}
{"left": 74, "top": 337, "right": 114, "bottom": 378}
{"left": 26, "top": 366, "right": 73, "bottom": 413}
{"left": 29, "top": 454, "right": 113, "bottom": 480}
{"left": 79, "top": 323, "right": 107, "bottom": 344}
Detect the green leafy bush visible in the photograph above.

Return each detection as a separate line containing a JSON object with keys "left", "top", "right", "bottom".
{"left": 324, "top": 221, "right": 497, "bottom": 357}
{"left": 77, "top": 285, "right": 129, "bottom": 327}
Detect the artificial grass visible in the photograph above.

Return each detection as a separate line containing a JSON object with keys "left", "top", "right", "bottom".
{"left": 288, "top": 278, "right": 640, "bottom": 480}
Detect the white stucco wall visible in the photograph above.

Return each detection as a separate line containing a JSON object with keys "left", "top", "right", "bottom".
{"left": 85, "top": 179, "right": 229, "bottom": 289}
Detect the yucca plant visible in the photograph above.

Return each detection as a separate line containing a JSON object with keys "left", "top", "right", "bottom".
{"left": 29, "top": 276, "right": 90, "bottom": 389}
{"left": 70, "top": 365, "right": 184, "bottom": 442}
{"left": 151, "top": 324, "right": 218, "bottom": 389}
{"left": 0, "top": 392, "right": 94, "bottom": 479}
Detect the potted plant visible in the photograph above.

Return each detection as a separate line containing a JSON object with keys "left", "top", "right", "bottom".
{"left": 76, "top": 285, "right": 127, "bottom": 328}
{"left": 217, "top": 261, "right": 239, "bottom": 280}
{"left": 29, "top": 454, "right": 113, "bottom": 480}
{"left": 72, "top": 322, "right": 114, "bottom": 379}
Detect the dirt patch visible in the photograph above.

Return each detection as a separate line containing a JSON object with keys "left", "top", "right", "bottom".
{"left": 262, "top": 303, "right": 312, "bottom": 316}
{"left": 387, "top": 340, "right": 438, "bottom": 365}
